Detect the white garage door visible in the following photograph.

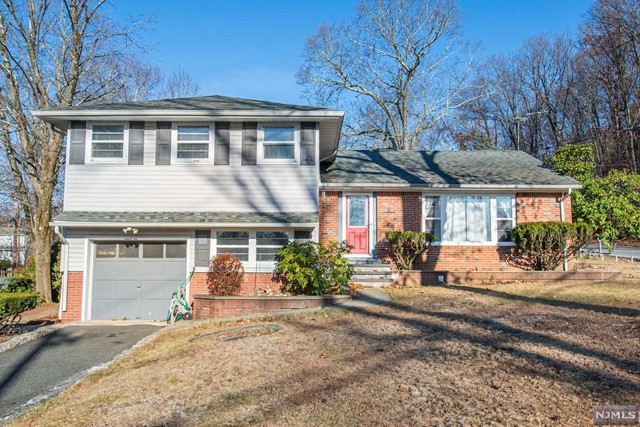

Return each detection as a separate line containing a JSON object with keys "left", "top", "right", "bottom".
{"left": 92, "top": 242, "right": 187, "bottom": 320}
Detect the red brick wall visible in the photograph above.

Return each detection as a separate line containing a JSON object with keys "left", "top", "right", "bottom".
{"left": 61, "top": 271, "right": 83, "bottom": 322}
{"left": 188, "top": 272, "right": 281, "bottom": 303}
{"left": 516, "top": 193, "right": 571, "bottom": 223}
{"left": 315, "top": 191, "right": 574, "bottom": 271}
{"left": 415, "top": 246, "right": 516, "bottom": 271}
{"left": 375, "top": 192, "right": 422, "bottom": 257}
{"left": 319, "top": 191, "right": 339, "bottom": 243}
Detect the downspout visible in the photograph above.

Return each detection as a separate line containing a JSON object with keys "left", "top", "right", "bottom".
{"left": 558, "top": 189, "right": 572, "bottom": 272}
{"left": 53, "top": 226, "right": 69, "bottom": 316}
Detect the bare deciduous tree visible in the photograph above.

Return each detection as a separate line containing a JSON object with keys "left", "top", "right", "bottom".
{"left": 297, "top": 0, "right": 479, "bottom": 150}
{"left": 161, "top": 67, "right": 201, "bottom": 99}
{"left": 0, "top": 0, "right": 147, "bottom": 301}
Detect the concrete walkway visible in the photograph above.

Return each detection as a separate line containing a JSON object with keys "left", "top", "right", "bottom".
{"left": 0, "top": 325, "right": 160, "bottom": 422}
{"left": 343, "top": 287, "right": 392, "bottom": 308}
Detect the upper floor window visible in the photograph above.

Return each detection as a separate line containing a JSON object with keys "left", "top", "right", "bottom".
{"left": 177, "top": 126, "right": 210, "bottom": 159}
{"left": 260, "top": 126, "right": 297, "bottom": 163}
{"left": 91, "top": 124, "right": 125, "bottom": 159}
{"left": 423, "top": 195, "right": 515, "bottom": 244}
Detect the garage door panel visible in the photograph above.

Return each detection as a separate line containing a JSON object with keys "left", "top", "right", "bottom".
{"left": 94, "top": 262, "right": 117, "bottom": 280}
{"left": 92, "top": 300, "right": 117, "bottom": 320}
{"left": 116, "top": 280, "right": 140, "bottom": 299}
{"left": 117, "top": 262, "right": 140, "bottom": 280}
{"left": 139, "top": 281, "right": 166, "bottom": 300}
{"left": 116, "top": 299, "right": 139, "bottom": 320}
{"left": 141, "top": 261, "right": 165, "bottom": 280}
{"left": 140, "top": 299, "right": 166, "bottom": 320}
{"left": 93, "top": 280, "right": 117, "bottom": 299}
{"left": 164, "top": 261, "right": 187, "bottom": 281}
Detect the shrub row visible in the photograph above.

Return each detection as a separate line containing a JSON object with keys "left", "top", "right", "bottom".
{"left": 512, "top": 221, "right": 592, "bottom": 271}
{"left": 0, "top": 292, "right": 43, "bottom": 316}
{"left": 0, "top": 277, "right": 33, "bottom": 293}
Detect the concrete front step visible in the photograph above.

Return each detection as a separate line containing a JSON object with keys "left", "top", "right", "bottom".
{"left": 351, "top": 273, "right": 393, "bottom": 282}
{"left": 351, "top": 264, "right": 393, "bottom": 272}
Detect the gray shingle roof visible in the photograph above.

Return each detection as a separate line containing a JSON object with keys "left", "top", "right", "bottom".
{"left": 321, "top": 150, "right": 580, "bottom": 188}
{"left": 37, "top": 95, "right": 328, "bottom": 112}
{"left": 53, "top": 211, "right": 317, "bottom": 225}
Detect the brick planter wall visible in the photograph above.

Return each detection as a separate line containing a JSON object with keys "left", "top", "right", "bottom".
{"left": 193, "top": 294, "right": 352, "bottom": 319}
{"left": 421, "top": 270, "right": 622, "bottom": 285}
{"left": 61, "top": 271, "right": 83, "bottom": 322}
{"left": 188, "top": 272, "right": 282, "bottom": 303}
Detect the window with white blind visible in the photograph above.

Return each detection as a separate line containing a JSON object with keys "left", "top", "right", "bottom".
{"left": 91, "top": 124, "right": 126, "bottom": 160}
{"left": 259, "top": 125, "right": 297, "bottom": 163}
{"left": 423, "top": 195, "right": 516, "bottom": 244}
{"left": 176, "top": 125, "right": 210, "bottom": 159}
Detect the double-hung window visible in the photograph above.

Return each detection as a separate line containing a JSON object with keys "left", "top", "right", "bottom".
{"left": 261, "top": 126, "right": 296, "bottom": 162}
{"left": 91, "top": 124, "right": 125, "bottom": 160}
{"left": 423, "top": 196, "right": 442, "bottom": 240}
{"left": 214, "top": 231, "right": 292, "bottom": 267}
{"left": 216, "top": 232, "right": 249, "bottom": 261}
{"left": 177, "top": 125, "right": 210, "bottom": 159}
{"left": 423, "top": 195, "right": 515, "bottom": 244}
{"left": 256, "top": 231, "right": 289, "bottom": 262}
{"left": 496, "top": 196, "right": 516, "bottom": 242}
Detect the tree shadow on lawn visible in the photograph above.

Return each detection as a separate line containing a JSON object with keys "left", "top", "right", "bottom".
{"left": 168, "top": 296, "right": 640, "bottom": 426}
{"left": 434, "top": 282, "right": 640, "bottom": 318}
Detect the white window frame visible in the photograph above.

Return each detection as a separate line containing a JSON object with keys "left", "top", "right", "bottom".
{"left": 86, "top": 122, "right": 129, "bottom": 164}
{"left": 422, "top": 194, "right": 516, "bottom": 246}
{"left": 171, "top": 123, "right": 214, "bottom": 163}
{"left": 258, "top": 123, "right": 299, "bottom": 164}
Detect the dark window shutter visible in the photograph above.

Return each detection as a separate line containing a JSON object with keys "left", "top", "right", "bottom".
{"left": 215, "top": 122, "right": 230, "bottom": 165}
{"left": 242, "top": 122, "right": 257, "bottom": 165}
{"left": 128, "top": 122, "right": 145, "bottom": 165}
{"left": 300, "top": 122, "right": 316, "bottom": 165}
{"left": 195, "top": 230, "right": 211, "bottom": 267}
{"left": 69, "top": 121, "right": 86, "bottom": 165}
{"left": 155, "top": 122, "right": 171, "bottom": 165}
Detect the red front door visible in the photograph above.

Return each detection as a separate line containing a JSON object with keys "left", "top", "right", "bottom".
{"left": 346, "top": 195, "right": 369, "bottom": 255}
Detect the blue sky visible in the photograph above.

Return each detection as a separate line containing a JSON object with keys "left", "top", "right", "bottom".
{"left": 111, "top": 0, "right": 592, "bottom": 104}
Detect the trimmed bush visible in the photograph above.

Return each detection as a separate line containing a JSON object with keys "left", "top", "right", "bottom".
{"left": 273, "top": 241, "right": 353, "bottom": 295}
{"left": 385, "top": 231, "right": 436, "bottom": 270}
{"left": 0, "top": 292, "right": 43, "bottom": 316}
{"left": 0, "top": 277, "right": 33, "bottom": 293}
{"left": 207, "top": 254, "right": 245, "bottom": 295}
{"left": 512, "top": 221, "right": 593, "bottom": 271}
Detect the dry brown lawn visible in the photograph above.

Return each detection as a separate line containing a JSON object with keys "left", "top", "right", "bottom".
{"left": 11, "top": 259, "right": 640, "bottom": 426}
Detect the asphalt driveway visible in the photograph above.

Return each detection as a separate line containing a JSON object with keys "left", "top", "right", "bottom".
{"left": 0, "top": 325, "right": 160, "bottom": 421}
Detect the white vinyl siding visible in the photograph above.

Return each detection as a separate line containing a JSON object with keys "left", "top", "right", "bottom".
{"left": 423, "top": 195, "right": 516, "bottom": 245}
{"left": 65, "top": 122, "right": 317, "bottom": 212}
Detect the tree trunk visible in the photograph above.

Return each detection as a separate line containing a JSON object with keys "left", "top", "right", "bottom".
{"left": 32, "top": 221, "right": 52, "bottom": 302}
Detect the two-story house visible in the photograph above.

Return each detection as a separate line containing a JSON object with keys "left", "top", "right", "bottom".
{"left": 34, "top": 95, "right": 580, "bottom": 322}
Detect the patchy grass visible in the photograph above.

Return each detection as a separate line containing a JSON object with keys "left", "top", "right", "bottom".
{"left": 10, "top": 262, "right": 640, "bottom": 427}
